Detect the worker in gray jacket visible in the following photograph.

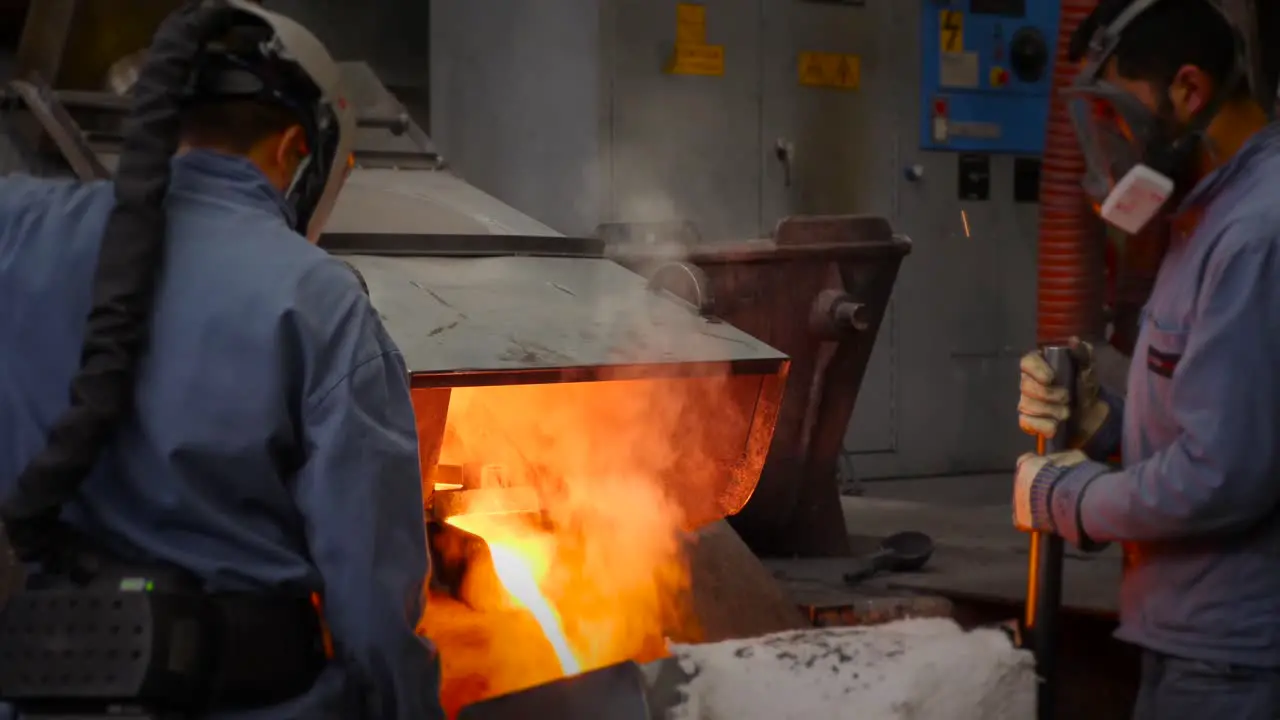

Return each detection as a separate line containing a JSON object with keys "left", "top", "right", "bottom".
{"left": 0, "top": 3, "right": 442, "bottom": 718}
{"left": 1013, "top": 0, "right": 1280, "bottom": 717}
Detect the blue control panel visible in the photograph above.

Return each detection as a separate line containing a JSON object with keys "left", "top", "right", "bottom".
{"left": 919, "top": 0, "right": 1061, "bottom": 155}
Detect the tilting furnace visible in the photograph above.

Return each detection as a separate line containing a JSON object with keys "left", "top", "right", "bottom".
{"left": 324, "top": 197, "right": 792, "bottom": 712}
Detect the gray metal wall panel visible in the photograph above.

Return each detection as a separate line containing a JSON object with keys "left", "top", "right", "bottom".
{"left": 269, "top": 0, "right": 430, "bottom": 87}
{"left": 430, "top": 0, "right": 605, "bottom": 238}
{"left": 758, "top": 1, "right": 893, "bottom": 232}
{"left": 844, "top": 301, "right": 897, "bottom": 455}
{"left": 605, "top": 0, "right": 763, "bottom": 243}
{"left": 836, "top": 0, "right": 1038, "bottom": 479}
{"left": 749, "top": 0, "right": 1036, "bottom": 479}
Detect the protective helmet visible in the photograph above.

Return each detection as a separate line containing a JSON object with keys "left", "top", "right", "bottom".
{"left": 107, "top": 0, "right": 356, "bottom": 241}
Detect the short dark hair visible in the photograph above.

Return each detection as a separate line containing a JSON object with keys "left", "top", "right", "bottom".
{"left": 179, "top": 98, "right": 301, "bottom": 154}
{"left": 1069, "top": 0, "right": 1249, "bottom": 100}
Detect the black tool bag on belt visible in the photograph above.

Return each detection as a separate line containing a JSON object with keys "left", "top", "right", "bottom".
{"left": 0, "top": 542, "right": 328, "bottom": 718}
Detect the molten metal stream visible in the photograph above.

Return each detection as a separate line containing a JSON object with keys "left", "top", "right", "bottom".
{"left": 446, "top": 515, "right": 582, "bottom": 676}
{"left": 485, "top": 540, "right": 581, "bottom": 675}
{"left": 423, "top": 381, "right": 707, "bottom": 713}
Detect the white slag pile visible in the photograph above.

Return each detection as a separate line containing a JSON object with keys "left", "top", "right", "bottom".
{"left": 665, "top": 617, "right": 1035, "bottom": 720}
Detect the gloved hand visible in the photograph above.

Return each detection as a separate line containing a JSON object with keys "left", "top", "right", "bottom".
{"left": 1012, "top": 450, "right": 1089, "bottom": 532}
{"left": 1018, "top": 338, "right": 1110, "bottom": 447}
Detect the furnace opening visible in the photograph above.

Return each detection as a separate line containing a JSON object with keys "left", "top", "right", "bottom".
{"left": 414, "top": 373, "right": 767, "bottom": 716}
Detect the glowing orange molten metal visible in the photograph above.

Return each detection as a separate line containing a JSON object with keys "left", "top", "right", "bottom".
{"left": 487, "top": 544, "right": 580, "bottom": 674}
{"left": 417, "top": 377, "right": 745, "bottom": 716}
{"left": 446, "top": 514, "right": 581, "bottom": 676}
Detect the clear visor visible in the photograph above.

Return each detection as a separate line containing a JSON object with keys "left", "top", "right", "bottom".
{"left": 1062, "top": 82, "right": 1161, "bottom": 206}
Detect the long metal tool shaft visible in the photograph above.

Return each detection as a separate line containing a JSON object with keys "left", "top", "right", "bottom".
{"left": 1023, "top": 346, "right": 1075, "bottom": 720}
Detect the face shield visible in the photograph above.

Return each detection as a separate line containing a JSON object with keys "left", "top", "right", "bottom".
{"left": 1066, "top": 0, "right": 1178, "bottom": 234}
{"left": 110, "top": 2, "right": 354, "bottom": 242}
{"left": 1063, "top": 79, "right": 1179, "bottom": 234}
{"left": 198, "top": 0, "right": 355, "bottom": 242}
{"left": 1064, "top": 83, "right": 1160, "bottom": 204}
{"left": 240, "top": 2, "right": 356, "bottom": 243}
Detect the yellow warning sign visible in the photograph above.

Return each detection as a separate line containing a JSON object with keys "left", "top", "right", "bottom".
{"left": 797, "top": 52, "right": 861, "bottom": 90}
{"left": 676, "top": 3, "right": 707, "bottom": 45}
{"left": 667, "top": 44, "right": 725, "bottom": 76}
{"left": 940, "top": 10, "right": 965, "bottom": 53}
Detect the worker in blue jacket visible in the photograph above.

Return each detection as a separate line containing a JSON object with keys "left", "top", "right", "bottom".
{"left": 0, "top": 4, "right": 443, "bottom": 719}
{"left": 1013, "top": 0, "right": 1280, "bottom": 717}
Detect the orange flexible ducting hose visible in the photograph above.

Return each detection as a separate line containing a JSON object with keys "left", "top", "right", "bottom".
{"left": 1037, "top": 0, "right": 1101, "bottom": 345}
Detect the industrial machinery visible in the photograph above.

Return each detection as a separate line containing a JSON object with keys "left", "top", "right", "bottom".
{"left": 605, "top": 219, "right": 910, "bottom": 557}
{"left": 0, "top": 3, "right": 920, "bottom": 716}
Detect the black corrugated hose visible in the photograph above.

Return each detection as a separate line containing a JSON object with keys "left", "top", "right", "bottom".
{"left": 1, "top": 1, "right": 237, "bottom": 562}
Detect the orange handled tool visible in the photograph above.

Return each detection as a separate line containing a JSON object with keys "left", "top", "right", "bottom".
{"left": 1023, "top": 345, "right": 1075, "bottom": 720}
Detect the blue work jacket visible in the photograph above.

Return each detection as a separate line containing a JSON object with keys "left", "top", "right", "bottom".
{"left": 1039, "top": 124, "right": 1280, "bottom": 668}
{"left": 0, "top": 150, "right": 444, "bottom": 718}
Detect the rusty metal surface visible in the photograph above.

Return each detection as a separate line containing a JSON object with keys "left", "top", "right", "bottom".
{"left": 344, "top": 254, "right": 787, "bottom": 377}
{"left": 608, "top": 215, "right": 912, "bottom": 557}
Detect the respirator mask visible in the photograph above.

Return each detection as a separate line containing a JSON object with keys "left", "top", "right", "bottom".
{"left": 1065, "top": 0, "right": 1246, "bottom": 235}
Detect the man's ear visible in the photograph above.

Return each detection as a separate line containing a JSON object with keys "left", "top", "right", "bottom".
{"left": 274, "top": 124, "right": 308, "bottom": 176}
{"left": 1168, "top": 64, "right": 1210, "bottom": 120}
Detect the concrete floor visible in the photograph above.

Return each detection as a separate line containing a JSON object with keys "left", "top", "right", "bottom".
{"left": 857, "top": 472, "right": 1013, "bottom": 506}
{"left": 843, "top": 473, "right": 1122, "bottom": 614}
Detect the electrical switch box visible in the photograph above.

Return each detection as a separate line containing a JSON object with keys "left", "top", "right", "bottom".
{"left": 919, "top": 0, "right": 1060, "bottom": 154}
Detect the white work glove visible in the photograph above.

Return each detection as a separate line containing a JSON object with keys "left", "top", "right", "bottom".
{"left": 1012, "top": 450, "right": 1088, "bottom": 532}
{"left": 1018, "top": 338, "right": 1110, "bottom": 448}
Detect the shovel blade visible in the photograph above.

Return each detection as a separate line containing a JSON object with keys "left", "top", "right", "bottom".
{"left": 458, "top": 661, "right": 651, "bottom": 720}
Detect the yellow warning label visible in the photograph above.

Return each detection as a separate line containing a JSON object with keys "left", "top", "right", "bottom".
{"left": 667, "top": 44, "right": 725, "bottom": 76}
{"left": 940, "top": 10, "right": 965, "bottom": 53}
{"left": 797, "top": 52, "right": 861, "bottom": 90}
{"left": 676, "top": 3, "right": 707, "bottom": 45}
